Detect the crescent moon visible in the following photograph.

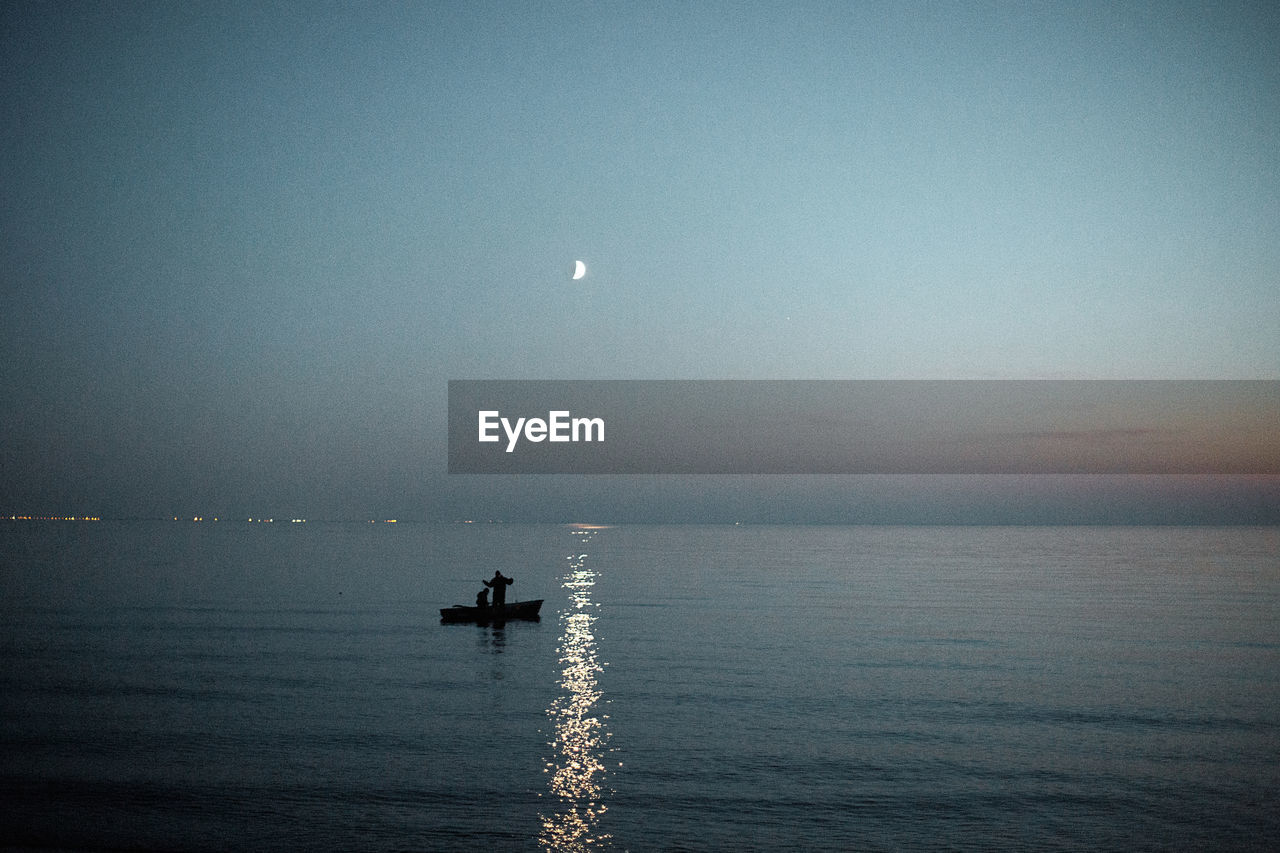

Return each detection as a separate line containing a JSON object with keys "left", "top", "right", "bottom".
{"left": 572, "top": 260, "right": 586, "bottom": 280}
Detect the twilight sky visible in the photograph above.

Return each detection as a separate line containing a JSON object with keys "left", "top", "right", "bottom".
{"left": 2, "top": 2, "right": 1277, "bottom": 521}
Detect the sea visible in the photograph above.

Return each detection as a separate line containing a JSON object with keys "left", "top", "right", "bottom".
{"left": 1, "top": 521, "right": 1277, "bottom": 851}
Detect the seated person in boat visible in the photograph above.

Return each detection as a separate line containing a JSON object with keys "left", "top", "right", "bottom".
{"left": 475, "top": 588, "right": 489, "bottom": 609}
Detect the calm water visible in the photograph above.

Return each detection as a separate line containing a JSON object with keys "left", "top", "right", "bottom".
{"left": 2, "top": 522, "right": 1278, "bottom": 850}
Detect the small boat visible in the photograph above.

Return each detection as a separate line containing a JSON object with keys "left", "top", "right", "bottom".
{"left": 439, "top": 599, "right": 543, "bottom": 624}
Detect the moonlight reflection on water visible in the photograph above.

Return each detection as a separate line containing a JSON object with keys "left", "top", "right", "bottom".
{"left": 540, "top": 527, "right": 612, "bottom": 850}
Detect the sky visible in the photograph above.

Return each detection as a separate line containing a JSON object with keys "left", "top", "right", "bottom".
{"left": 2, "top": 1, "right": 1278, "bottom": 522}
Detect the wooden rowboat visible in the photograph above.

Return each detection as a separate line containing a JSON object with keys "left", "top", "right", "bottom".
{"left": 439, "top": 599, "right": 543, "bottom": 624}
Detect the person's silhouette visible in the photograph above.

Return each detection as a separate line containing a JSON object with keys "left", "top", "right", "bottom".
{"left": 483, "top": 571, "right": 513, "bottom": 607}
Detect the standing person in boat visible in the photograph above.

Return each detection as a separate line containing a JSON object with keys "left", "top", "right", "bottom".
{"left": 484, "top": 570, "right": 513, "bottom": 608}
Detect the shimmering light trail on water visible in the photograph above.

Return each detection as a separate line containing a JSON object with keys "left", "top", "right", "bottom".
{"left": 540, "top": 526, "right": 613, "bottom": 850}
